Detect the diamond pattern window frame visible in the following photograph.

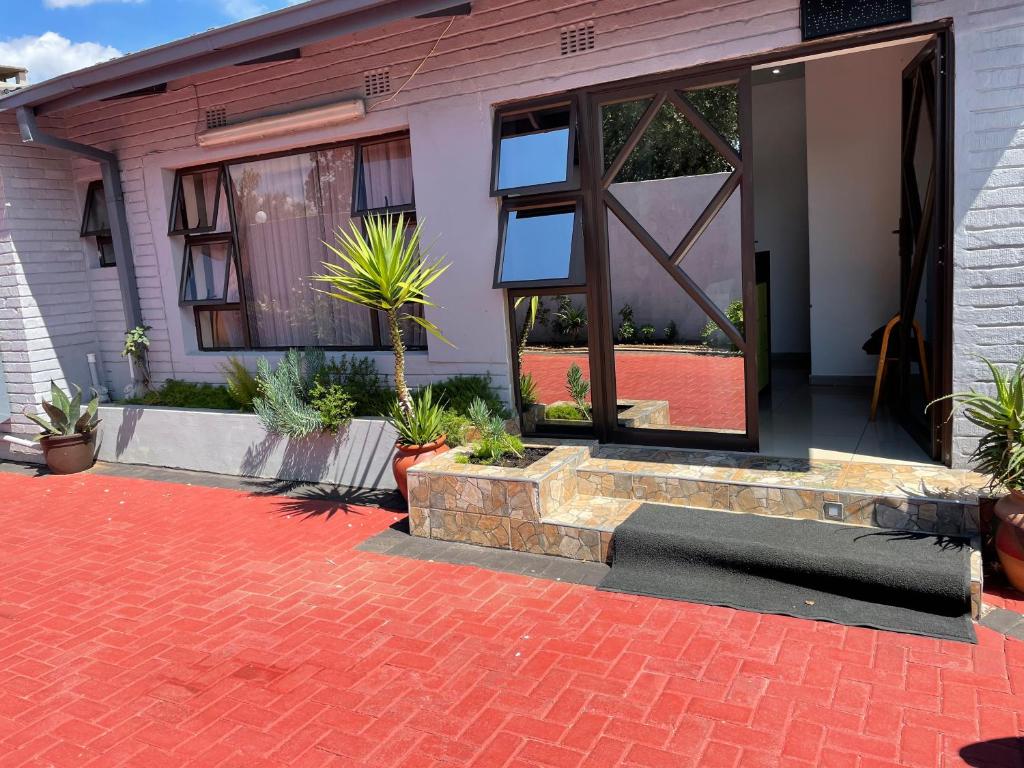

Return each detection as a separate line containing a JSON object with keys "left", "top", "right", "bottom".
{"left": 490, "top": 96, "right": 580, "bottom": 198}
{"left": 599, "top": 81, "right": 747, "bottom": 352}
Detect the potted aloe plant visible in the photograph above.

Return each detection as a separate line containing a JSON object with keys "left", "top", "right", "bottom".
{"left": 930, "top": 358, "right": 1024, "bottom": 590}
{"left": 24, "top": 381, "right": 101, "bottom": 474}
{"left": 313, "top": 213, "right": 451, "bottom": 498}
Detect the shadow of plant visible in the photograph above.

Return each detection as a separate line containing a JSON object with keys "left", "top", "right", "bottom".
{"left": 256, "top": 482, "right": 405, "bottom": 521}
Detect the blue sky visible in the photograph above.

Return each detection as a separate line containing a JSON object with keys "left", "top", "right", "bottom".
{"left": 1, "top": 0, "right": 305, "bottom": 84}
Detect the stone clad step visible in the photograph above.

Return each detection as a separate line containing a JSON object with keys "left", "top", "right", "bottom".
{"left": 575, "top": 445, "right": 986, "bottom": 537}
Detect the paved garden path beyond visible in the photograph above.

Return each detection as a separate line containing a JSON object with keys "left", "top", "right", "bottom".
{"left": 1, "top": 471, "right": 1022, "bottom": 768}
{"left": 522, "top": 351, "right": 745, "bottom": 431}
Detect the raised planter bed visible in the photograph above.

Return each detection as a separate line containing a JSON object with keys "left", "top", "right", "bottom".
{"left": 97, "top": 405, "right": 398, "bottom": 490}
{"left": 406, "top": 442, "right": 605, "bottom": 560}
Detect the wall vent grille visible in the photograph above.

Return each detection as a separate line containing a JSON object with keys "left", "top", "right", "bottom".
{"left": 364, "top": 69, "right": 391, "bottom": 97}
{"left": 560, "top": 23, "right": 596, "bottom": 56}
{"left": 205, "top": 106, "right": 228, "bottom": 130}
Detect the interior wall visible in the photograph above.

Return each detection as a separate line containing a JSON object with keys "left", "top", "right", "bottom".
{"left": 753, "top": 74, "right": 810, "bottom": 356}
{"left": 805, "top": 43, "right": 919, "bottom": 380}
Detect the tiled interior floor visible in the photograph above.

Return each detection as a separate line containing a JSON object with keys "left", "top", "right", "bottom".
{"left": 759, "top": 363, "right": 935, "bottom": 465}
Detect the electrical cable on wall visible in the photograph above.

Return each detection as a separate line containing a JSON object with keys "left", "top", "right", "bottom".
{"left": 368, "top": 16, "right": 457, "bottom": 111}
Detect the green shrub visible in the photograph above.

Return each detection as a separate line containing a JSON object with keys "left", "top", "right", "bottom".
{"left": 439, "top": 409, "right": 471, "bottom": 447}
{"left": 431, "top": 374, "right": 507, "bottom": 418}
{"left": 308, "top": 381, "right": 355, "bottom": 432}
{"left": 554, "top": 296, "right": 587, "bottom": 343}
{"left": 617, "top": 303, "right": 636, "bottom": 343}
{"left": 702, "top": 299, "right": 744, "bottom": 350}
{"left": 638, "top": 324, "right": 656, "bottom": 343}
{"left": 317, "top": 355, "right": 394, "bottom": 416}
{"left": 221, "top": 357, "right": 259, "bottom": 412}
{"left": 544, "top": 403, "right": 587, "bottom": 421}
{"left": 664, "top": 319, "right": 679, "bottom": 344}
{"left": 252, "top": 349, "right": 324, "bottom": 437}
{"left": 466, "top": 398, "right": 523, "bottom": 465}
{"left": 124, "top": 379, "right": 238, "bottom": 410}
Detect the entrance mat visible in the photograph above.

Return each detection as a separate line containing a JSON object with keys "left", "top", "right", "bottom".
{"left": 599, "top": 504, "right": 975, "bottom": 643}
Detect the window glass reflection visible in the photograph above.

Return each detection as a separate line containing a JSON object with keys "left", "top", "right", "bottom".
{"left": 501, "top": 207, "right": 575, "bottom": 284}
{"left": 497, "top": 106, "right": 571, "bottom": 190}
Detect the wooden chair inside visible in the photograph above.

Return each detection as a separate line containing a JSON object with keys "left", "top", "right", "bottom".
{"left": 869, "top": 314, "right": 931, "bottom": 421}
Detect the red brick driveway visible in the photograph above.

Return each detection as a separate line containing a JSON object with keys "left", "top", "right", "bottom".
{"left": 1, "top": 471, "right": 1021, "bottom": 767}
{"left": 522, "top": 351, "right": 745, "bottom": 431}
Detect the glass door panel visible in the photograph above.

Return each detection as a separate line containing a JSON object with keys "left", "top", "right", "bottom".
{"left": 591, "top": 72, "right": 755, "bottom": 446}
{"left": 511, "top": 292, "right": 595, "bottom": 437}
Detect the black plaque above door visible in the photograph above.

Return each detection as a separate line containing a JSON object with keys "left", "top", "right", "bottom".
{"left": 801, "top": 0, "right": 911, "bottom": 41}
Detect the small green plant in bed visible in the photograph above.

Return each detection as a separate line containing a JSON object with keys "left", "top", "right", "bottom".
{"left": 221, "top": 357, "right": 260, "bottom": 412}
{"left": 439, "top": 408, "right": 471, "bottom": 448}
{"left": 544, "top": 403, "right": 589, "bottom": 421}
{"left": 252, "top": 348, "right": 326, "bottom": 437}
{"left": 455, "top": 398, "right": 552, "bottom": 469}
{"left": 122, "top": 379, "right": 238, "bottom": 410}
{"left": 308, "top": 380, "right": 355, "bottom": 432}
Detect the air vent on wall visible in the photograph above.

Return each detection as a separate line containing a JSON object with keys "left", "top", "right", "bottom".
{"left": 560, "top": 22, "right": 595, "bottom": 56}
{"left": 364, "top": 69, "right": 391, "bottom": 98}
{"left": 205, "top": 106, "right": 228, "bottom": 130}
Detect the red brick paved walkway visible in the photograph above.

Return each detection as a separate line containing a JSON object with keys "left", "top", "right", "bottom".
{"left": 522, "top": 351, "right": 745, "bottom": 431}
{"left": 2, "top": 471, "right": 1022, "bottom": 767}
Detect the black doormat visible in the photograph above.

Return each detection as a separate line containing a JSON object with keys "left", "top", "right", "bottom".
{"left": 599, "top": 504, "right": 975, "bottom": 643}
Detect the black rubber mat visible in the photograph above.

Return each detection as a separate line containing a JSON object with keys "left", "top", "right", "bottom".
{"left": 599, "top": 504, "right": 975, "bottom": 643}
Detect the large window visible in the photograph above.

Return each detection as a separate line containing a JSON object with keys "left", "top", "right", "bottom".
{"left": 171, "top": 135, "right": 424, "bottom": 351}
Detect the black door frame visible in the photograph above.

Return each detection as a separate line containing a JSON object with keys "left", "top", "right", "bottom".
{"left": 503, "top": 18, "right": 955, "bottom": 461}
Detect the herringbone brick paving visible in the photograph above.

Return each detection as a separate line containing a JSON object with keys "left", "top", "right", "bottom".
{"left": 1, "top": 471, "right": 1021, "bottom": 767}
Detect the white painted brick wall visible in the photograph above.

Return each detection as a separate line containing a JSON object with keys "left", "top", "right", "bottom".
{"left": 0, "top": 112, "right": 102, "bottom": 462}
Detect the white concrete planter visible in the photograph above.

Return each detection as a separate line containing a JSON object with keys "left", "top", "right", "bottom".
{"left": 97, "top": 405, "right": 398, "bottom": 490}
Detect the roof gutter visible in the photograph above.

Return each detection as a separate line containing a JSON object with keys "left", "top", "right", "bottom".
{"left": 16, "top": 107, "right": 143, "bottom": 331}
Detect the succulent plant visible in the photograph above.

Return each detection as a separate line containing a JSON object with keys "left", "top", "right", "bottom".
{"left": 24, "top": 381, "right": 101, "bottom": 440}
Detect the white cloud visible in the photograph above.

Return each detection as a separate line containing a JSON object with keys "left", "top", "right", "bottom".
{"left": 43, "top": 0, "right": 142, "bottom": 7}
{"left": 0, "top": 32, "right": 123, "bottom": 84}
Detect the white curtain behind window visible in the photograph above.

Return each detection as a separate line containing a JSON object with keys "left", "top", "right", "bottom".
{"left": 359, "top": 138, "right": 414, "bottom": 210}
{"left": 229, "top": 149, "right": 375, "bottom": 347}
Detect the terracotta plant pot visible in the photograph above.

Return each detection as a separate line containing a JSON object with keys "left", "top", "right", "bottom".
{"left": 40, "top": 433, "right": 96, "bottom": 475}
{"left": 392, "top": 435, "right": 448, "bottom": 500}
{"left": 994, "top": 490, "right": 1024, "bottom": 592}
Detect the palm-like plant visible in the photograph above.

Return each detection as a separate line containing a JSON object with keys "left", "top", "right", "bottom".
{"left": 313, "top": 214, "right": 450, "bottom": 418}
{"left": 929, "top": 358, "right": 1024, "bottom": 491}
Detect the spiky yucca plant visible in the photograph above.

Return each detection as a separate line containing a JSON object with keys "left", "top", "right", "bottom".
{"left": 313, "top": 214, "right": 450, "bottom": 419}
{"left": 929, "top": 358, "right": 1024, "bottom": 491}
{"left": 24, "top": 381, "right": 100, "bottom": 440}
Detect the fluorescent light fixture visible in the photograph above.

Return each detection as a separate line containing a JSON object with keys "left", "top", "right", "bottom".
{"left": 197, "top": 99, "right": 365, "bottom": 147}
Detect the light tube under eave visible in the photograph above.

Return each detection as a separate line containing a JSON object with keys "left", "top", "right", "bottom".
{"left": 197, "top": 99, "right": 366, "bottom": 147}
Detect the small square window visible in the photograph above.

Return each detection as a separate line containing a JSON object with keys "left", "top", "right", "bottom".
{"left": 179, "top": 237, "right": 239, "bottom": 305}
{"left": 80, "top": 180, "right": 111, "bottom": 237}
{"left": 494, "top": 201, "right": 585, "bottom": 289}
{"left": 97, "top": 236, "right": 116, "bottom": 268}
{"left": 196, "top": 307, "right": 246, "bottom": 350}
{"left": 353, "top": 137, "right": 415, "bottom": 214}
{"left": 492, "top": 101, "right": 578, "bottom": 196}
{"left": 169, "top": 167, "right": 227, "bottom": 235}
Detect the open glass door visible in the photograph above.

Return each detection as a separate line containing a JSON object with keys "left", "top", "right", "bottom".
{"left": 586, "top": 70, "right": 757, "bottom": 449}
{"left": 895, "top": 38, "right": 950, "bottom": 461}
